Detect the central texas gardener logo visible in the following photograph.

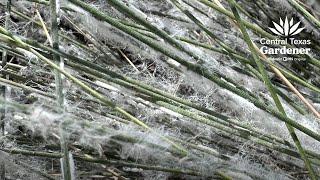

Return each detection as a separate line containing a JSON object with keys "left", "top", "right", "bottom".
{"left": 259, "top": 16, "right": 311, "bottom": 60}
{"left": 268, "top": 17, "right": 304, "bottom": 37}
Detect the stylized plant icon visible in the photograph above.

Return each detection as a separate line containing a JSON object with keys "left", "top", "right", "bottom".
{"left": 269, "top": 17, "right": 304, "bottom": 36}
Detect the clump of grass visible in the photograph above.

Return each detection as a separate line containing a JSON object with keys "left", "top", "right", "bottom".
{"left": 0, "top": 0, "right": 320, "bottom": 179}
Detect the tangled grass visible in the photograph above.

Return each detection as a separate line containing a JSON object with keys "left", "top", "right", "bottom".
{"left": 0, "top": 0, "right": 320, "bottom": 179}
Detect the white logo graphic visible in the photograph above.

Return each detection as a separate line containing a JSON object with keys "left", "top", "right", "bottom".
{"left": 269, "top": 17, "right": 304, "bottom": 36}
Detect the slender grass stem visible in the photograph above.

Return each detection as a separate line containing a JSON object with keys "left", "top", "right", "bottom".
{"left": 287, "top": 0, "right": 320, "bottom": 29}
{"left": 0, "top": 148, "right": 203, "bottom": 177}
{"left": 36, "top": 10, "right": 53, "bottom": 46}
{"left": 142, "top": 9, "right": 191, "bottom": 23}
{"left": 50, "top": 1, "right": 71, "bottom": 179}
{"left": 26, "top": 0, "right": 49, "bottom": 5}
{"left": 0, "top": 77, "right": 54, "bottom": 98}
{"left": 181, "top": 0, "right": 210, "bottom": 17}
